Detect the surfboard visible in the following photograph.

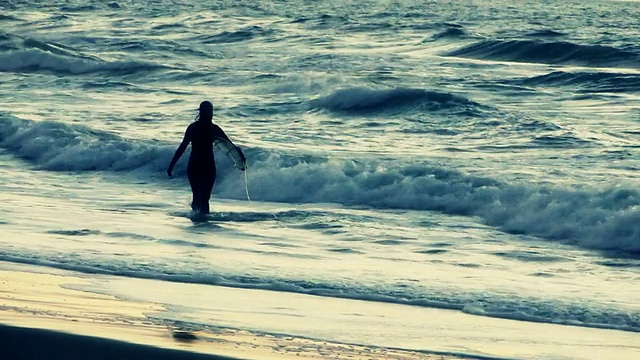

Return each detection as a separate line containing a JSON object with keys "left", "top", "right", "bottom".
{"left": 214, "top": 137, "right": 246, "bottom": 171}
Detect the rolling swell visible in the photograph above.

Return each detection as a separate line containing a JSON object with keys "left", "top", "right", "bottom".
{"left": 0, "top": 49, "right": 166, "bottom": 75}
{"left": 232, "top": 160, "right": 639, "bottom": 254}
{"left": 310, "top": 87, "right": 484, "bottom": 115}
{"left": 447, "top": 39, "right": 640, "bottom": 68}
{"left": 0, "top": 115, "right": 173, "bottom": 172}
{"left": 428, "top": 27, "right": 467, "bottom": 41}
{"left": 196, "top": 25, "right": 276, "bottom": 44}
{"left": 523, "top": 30, "right": 566, "bottom": 38}
{"left": 517, "top": 71, "right": 640, "bottom": 93}
{"left": 0, "top": 33, "right": 167, "bottom": 75}
{"left": 2, "top": 115, "right": 638, "bottom": 254}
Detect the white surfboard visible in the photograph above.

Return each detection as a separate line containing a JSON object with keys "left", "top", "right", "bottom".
{"left": 214, "top": 137, "right": 246, "bottom": 171}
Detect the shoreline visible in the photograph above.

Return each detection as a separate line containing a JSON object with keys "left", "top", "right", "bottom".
{"left": 2, "top": 261, "right": 638, "bottom": 359}
{"left": 0, "top": 263, "right": 472, "bottom": 360}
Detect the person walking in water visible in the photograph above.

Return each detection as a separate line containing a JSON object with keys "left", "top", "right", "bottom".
{"left": 167, "top": 101, "right": 245, "bottom": 214}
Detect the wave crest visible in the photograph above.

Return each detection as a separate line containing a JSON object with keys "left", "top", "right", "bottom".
{"left": 519, "top": 71, "right": 640, "bottom": 93}
{"left": 197, "top": 25, "right": 275, "bottom": 44}
{"left": 0, "top": 115, "right": 171, "bottom": 171}
{"left": 310, "top": 87, "right": 483, "bottom": 115}
{"left": 0, "top": 48, "right": 166, "bottom": 75}
{"left": 447, "top": 39, "right": 640, "bottom": 68}
{"left": 1, "top": 115, "right": 638, "bottom": 253}
{"left": 428, "top": 27, "right": 468, "bottom": 41}
{"left": 0, "top": 33, "right": 166, "bottom": 75}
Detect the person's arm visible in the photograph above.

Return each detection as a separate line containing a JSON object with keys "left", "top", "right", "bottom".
{"left": 167, "top": 125, "right": 192, "bottom": 177}
{"left": 212, "top": 124, "right": 232, "bottom": 143}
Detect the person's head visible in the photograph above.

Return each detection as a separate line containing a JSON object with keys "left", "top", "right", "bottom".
{"left": 198, "top": 101, "right": 213, "bottom": 122}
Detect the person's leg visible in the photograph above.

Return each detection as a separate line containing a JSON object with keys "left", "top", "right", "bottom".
{"left": 199, "top": 169, "right": 216, "bottom": 214}
{"left": 187, "top": 168, "right": 202, "bottom": 212}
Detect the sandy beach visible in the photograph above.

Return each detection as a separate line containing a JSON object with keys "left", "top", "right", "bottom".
{"left": 2, "top": 261, "right": 639, "bottom": 360}
{"left": 0, "top": 263, "right": 472, "bottom": 360}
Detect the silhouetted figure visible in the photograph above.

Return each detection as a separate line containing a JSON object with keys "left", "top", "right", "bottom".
{"left": 167, "top": 101, "right": 245, "bottom": 214}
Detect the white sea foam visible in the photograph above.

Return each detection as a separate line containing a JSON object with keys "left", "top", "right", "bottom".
{"left": 1, "top": 115, "right": 638, "bottom": 252}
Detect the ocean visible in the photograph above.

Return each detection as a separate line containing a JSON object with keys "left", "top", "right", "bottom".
{"left": 1, "top": 0, "right": 639, "bottom": 358}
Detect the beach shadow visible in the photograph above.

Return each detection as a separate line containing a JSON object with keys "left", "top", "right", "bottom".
{"left": 172, "top": 330, "right": 198, "bottom": 343}
{"left": 0, "top": 324, "right": 232, "bottom": 360}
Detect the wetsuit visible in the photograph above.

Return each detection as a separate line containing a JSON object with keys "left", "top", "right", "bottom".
{"left": 168, "top": 120, "right": 233, "bottom": 214}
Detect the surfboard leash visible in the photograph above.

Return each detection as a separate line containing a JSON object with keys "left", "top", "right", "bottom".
{"left": 242, "top": 160, "right": 278, "bottom": 220}
{"left": 243, "top": 164, "right": 252, "bottom": 202}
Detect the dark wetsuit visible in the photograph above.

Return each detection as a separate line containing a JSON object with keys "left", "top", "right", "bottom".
{"left": 168, "top": 120, "right": 233, "bottom": 214}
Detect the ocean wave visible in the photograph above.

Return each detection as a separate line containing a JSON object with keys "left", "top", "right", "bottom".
{"left": 59, "top": 4, "right": 98, "bottom": 12}
{"left": 0, "top": 14, "right": 22, "bottom": 21}
{"left": 0, "top": 32, "right": 76, "bottom": 54}
{"left": 446, "top": 39, "right": 640, "bottom": 68}
{"left": 1, "top": 115, "right": 638, "bottom": 253}
{"left": 427, "top": 27, "right": 468, "bottom": 41}
{"left": 196, "top": 25, "right": 276, "bottom": 44}
{"left": 518, "top": 71, "right": 640, "bottom": 93}
{"left": 310, "top": 87, "right": 484, "bottom": 115}
{"left": 523, "top": 29, "right": 565, "bottom": 38}
{"left": 1, "top": 252, "right": 638, "bottom": 333}
{"left": 343, "top": 21, "right": 396, "bottom": 33}
{"left": 294, "top": 14, "right": 350, "bottom": 30}
{"left": 0, "top": 32, "right": 167, "bottom": 75}
{"left": 530, "top": 133, "right": 593, "bottom": 148}
{"left": 263, "top": 73, "right": 346, "bottom": 95}
{"left": 0, "top": 115, "right": 173, "bottom": 172}
{"left": 0, "top": 48, "right": 166, "bottom": 75}
{"left": 237, "top": 161, "right": 639, "bottom": 253}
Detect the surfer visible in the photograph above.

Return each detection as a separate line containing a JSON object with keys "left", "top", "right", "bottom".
{"left": 167, "top": 101, "right": 245, "bottom": 214}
